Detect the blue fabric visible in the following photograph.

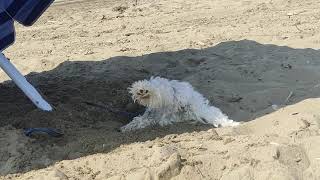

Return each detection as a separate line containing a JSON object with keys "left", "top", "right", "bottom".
{"left": 0, "top": 0, "right": 54, "bottom": 51}
{"left": 24, "top": 128, "right": 63, "bottom": 137}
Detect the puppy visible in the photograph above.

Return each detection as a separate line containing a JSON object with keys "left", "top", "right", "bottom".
{"left": 120, "top": 77, "right": 239, "bottom": 132}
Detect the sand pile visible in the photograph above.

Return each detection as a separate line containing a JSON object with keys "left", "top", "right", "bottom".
{"left": 1, "top": 0, "right": 320, "bottom": 179}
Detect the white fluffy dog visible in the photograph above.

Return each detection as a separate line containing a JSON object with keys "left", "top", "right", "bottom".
{"left": 120, "top": 77, "right": 239, "bottom": 132}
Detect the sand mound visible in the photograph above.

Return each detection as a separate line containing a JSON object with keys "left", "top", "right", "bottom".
{"left": 1, "top": 0, "right": 320, "bottom": 179}
{"left": 3, "top": 99, "right": 320, "bottom": 180}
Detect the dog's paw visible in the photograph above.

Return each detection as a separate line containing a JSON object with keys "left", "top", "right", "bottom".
{"left": 119, "top": 125, "right": 131, "bottom": 133}
{"left": 119, "top": 121, "right": 141, "bottom": 132}
{"left": 158, "top": 120, "right": 173, "bottom": 127}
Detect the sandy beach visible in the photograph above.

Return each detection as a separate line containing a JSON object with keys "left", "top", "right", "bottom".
{"left": 1, "top": 0, "right": 320, "bottom": 179}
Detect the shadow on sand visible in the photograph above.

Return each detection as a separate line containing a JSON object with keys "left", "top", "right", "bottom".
{"left": 1, "top": 40, "right": 320, "bottom": 175}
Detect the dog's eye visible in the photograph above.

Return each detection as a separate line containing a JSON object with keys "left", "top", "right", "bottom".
{"left": 139, "top": 89, "right": 144, "bottom": 93}
{"left": 145, "top": 90, "right": 149, "bottom": 93}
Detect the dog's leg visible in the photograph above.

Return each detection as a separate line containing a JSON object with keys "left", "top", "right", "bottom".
{"left": 189, "top": 103, "right": 236, "bottom": 127}
{"left": 157, "top": 108, "right": 182, "bottom": 126}
{"left": 120, "top": 116, "right": 153, "bottom": 132}
{"left": 120, "top": 109, "right": 156, "bottom": 132}
{"left": 198, "top": 106, "right": 239, "bottom": 127}
{"left": 158, "top": 114, "right": 175, "bottom": 127}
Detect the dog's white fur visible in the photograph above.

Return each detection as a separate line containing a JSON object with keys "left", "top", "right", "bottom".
{"left": 120, "top": 77, "right": 239, "bottom": 132}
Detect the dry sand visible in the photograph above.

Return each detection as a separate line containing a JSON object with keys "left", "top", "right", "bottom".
{"left": 1, "top": 0, "right": 320, "bottom": 179}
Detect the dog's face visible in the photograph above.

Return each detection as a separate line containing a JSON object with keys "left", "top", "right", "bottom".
{"left": 134, "top": 88, "right": 151, "bottom": 106}
{"left": 129, "top": 80, "right": 155, "bottom": 107}
{"left": 129, "top": 77, "right": 176, "bottom": 109}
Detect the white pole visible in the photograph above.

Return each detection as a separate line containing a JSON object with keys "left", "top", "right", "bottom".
{"left": 0, "top": 53, "right": 53, "bottom": 111}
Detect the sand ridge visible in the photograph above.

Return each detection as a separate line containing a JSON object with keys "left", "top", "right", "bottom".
{"left": 1, "top": 0, "right": 320, "bottom": 179}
